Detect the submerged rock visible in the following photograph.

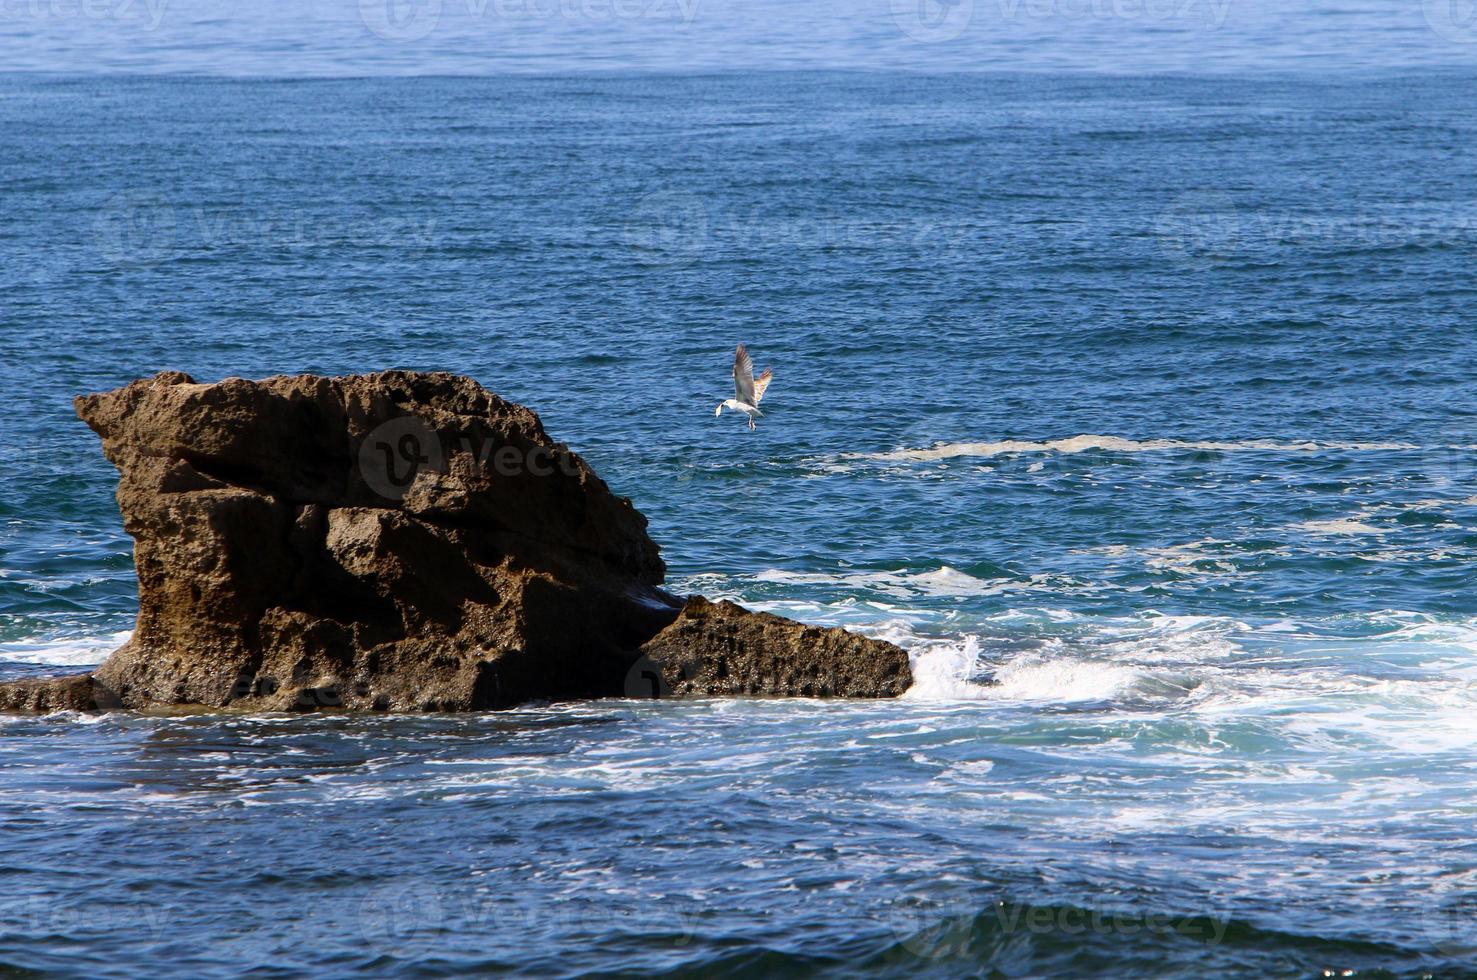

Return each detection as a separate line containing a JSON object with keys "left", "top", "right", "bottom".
{"left": 637, "top": 596, "right": 912, "bottom": 698}
{"left": 0, "top": 675, "right": 115, "bottom": 713}
{"left": 2, "top": 371, "right": 911, "bottom": 712}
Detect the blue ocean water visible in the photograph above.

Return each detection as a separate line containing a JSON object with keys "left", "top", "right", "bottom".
{"left": 3, "top": 0, "right": 1477, "bottom": 74}
{"left": 4, "top": 65, "right": 1477, "bottom": 976}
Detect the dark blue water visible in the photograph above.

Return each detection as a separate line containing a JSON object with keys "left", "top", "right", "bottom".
{"left": 4, "top": 71, "right": 1477, "bottom": 976}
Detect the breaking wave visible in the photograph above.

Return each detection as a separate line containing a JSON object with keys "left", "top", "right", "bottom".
{"left": 0, "top": 631, "right": 130, "bottom": 667}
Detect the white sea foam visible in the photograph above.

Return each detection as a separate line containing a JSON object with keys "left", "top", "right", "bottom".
{"left": 849, "top": 607, "right": 1477, "bottom": 727}
{"left": 901, "top": 635, "right": 988, "bottom": 700}
{"left": 888, "top": 615, "right": 1143, "bottom": 703}
{"left": 0, "top": 631, "right": 130, "bottom": 666}
{"left": 859, "top": 435, "right": 1423, "bottom": 463}
{"left": 902, "top": 630, "right": 1209, "bottom": 704}
{"left": 750, "top": 565, "right": 1076, "bottom": 600}
{"left": 1295, "top": 518, "right": 1387, "bottom": 536}
{"left": 1083, "top": 538, "right": 1245, "bottom": 578}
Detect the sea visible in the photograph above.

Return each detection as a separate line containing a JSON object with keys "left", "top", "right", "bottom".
{"left": 2, "top": 1, "right": 1477, "bottom": 976}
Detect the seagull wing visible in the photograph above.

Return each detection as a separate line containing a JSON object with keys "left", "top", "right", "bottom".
{"left": 753, "top": 368, "right": 773, "bottom": 405}
{"left": 733, "top": 344, "right": 757, "bottom": 405}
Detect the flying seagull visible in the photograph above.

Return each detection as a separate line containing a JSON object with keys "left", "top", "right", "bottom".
{"left": 715, "top": 344, "right": 772, "bottom": 431}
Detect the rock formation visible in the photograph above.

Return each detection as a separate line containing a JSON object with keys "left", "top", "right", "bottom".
{"left": 636, "top": 596, "right": 913, "bottom": 698}
{"left": 0, "top": 371, "right": 911, "bottom": 713}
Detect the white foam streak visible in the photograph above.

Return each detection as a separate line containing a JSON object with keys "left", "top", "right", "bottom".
{"left": 863, "top": 434, "right": 1422, "bottom": 463}
{"left": 0, "top": 631, "right": 130, "bottom": 666}
{"left": 752, "top": 565, "right": 1069, "bottom": 599}
{"left": 1295, "top": 518, "right": 1386, "bottom": 536}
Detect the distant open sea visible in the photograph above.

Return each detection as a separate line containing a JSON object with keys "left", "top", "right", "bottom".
{"left": 3, "top": 1, "right": 1477, "bottom": 974}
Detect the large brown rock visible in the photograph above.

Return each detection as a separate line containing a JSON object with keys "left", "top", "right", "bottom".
{"left": 2, "top": 371, "right": 912, "bottom": 712}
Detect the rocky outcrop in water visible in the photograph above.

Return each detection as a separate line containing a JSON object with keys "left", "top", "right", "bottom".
{"left": 0, "top": 675, "right": 113, "bottom": 713}
{"left": 636, "top": 596, "right": 913, "bottom": 698}
{"left": 2, "top": 371, "right": 911, "bottom": 713}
